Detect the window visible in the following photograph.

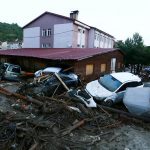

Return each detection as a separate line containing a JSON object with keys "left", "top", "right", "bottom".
{"left": 100, "top": 64, "right": 106, "bottom": 72}
{"left": 83, "top": 30, "right": 85, "bottom": 34}
{"left": 42, "top": 43, "right": 51, "bottom": 48}
{"left": 8, "top": 65, "right": 21, "bottom": 73}
{"left": 42, "top": 29, "right": 47, "bottom": 36}
{"left": 82, "top": 45, "right": 85, "bottom": 48}
{"left": 47, "top": 29, "right": 51, "bottom": 36}
{"left": 77, "top": 44, "right": 80, "bottom": 47}
{"left": 117, "top": 82, "right": 143, "bottom": 93}
{"left": 42, "top": 44, "right": 46, "bottom": 48}
{"left": 111, "top": 58, "right": 116, "bottom": 72}
{"left": 86, "top": 64, "right": 93, "bottom": 75}
{"left": 42, "top": 29, "right": 52, "bottom": 36}
{"left": 99, "top": 74, "right": 122, "bottom": 92}
{"left": 78, "top": 28, "right": 81, "bottom": 32}
{"left": 12, "top": 67, "right": 21, "bottom": 73}
{"left": 97, "top": 34, "right": 99, "bottom": 40}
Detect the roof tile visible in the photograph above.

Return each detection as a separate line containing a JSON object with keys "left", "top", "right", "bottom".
{"left": 0, "top": 48, "right": 119, "bottom": 60}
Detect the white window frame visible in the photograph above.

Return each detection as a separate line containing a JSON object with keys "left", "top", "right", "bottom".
{"left": 42, "top": 29, "right": 47, "bottom": 37}
{"left": 47, "top": 29, "right": 51, "bottom": 36}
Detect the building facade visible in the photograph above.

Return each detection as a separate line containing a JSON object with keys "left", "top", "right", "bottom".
{"left": 23, "top": 11, "right": 114, "bottom": 49}
{"left": 0, "top": 48, "right": 124, "bottom": 81}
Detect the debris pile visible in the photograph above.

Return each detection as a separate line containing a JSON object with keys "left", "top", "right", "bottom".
{"left": 1, "top": 70, "right": 150, "bottom": 149}
{"left": 0, "top": 84, "right": 121, "bottom": 150}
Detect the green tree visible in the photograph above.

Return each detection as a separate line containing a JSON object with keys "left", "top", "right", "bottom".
{"left": 115, "top": 33, "right": 150, "bottom": 74}
{"left": 0, "top": 22, "right": 23, "bottom": 42}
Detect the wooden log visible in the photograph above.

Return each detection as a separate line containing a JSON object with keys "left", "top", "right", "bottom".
{"left": 97, "top": 104, "right": 150, "bottom": 123}
{"left": 61, "top": 119, "right": 85, "bottom": 136}
{"left": 0, "top": 89, "right": 11, "bottom": 96}
{"left": 0, "top": 86, "right": 43, "bottom": 106}
{"left": 29, "top": 142, "right": 38, "bottom": 150}
{"left": 54, "top": 72, "right": 69, "bottom": 91}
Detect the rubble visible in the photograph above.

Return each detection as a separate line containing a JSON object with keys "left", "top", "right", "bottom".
{"left": 0, "top": 82, "right": 121, "bottom": 149}
{"left": 0, "top": 73, "right": 150, "bottom": 149}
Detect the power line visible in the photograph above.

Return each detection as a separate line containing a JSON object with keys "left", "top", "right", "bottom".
{"left": 24, "top": 29, "right": 113, "bottom": 39}
{"left": 24, "top": 30, "right": 77, "bottom": 38}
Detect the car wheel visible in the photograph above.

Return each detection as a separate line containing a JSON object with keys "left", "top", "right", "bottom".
{"left": 102, "top": 99, "right": 113, "bottom": 107}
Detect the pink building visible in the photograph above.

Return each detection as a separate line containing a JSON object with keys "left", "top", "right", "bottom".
{"left": 23, "top": 11, "right": 114, "bottom": 49}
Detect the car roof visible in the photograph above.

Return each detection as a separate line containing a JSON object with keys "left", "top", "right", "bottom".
{"left": 111, "top": 72, "right": 141, "bottom": 83}
{"left": 42, "top": 67, "right": 62, "bottom": 73}
{"left": 4, "top": 63, "right": 20, "bottom": 67}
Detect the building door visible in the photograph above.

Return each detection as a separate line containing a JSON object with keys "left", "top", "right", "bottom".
{"left": 111, "top": 58, "right": 116, "bottom": 72}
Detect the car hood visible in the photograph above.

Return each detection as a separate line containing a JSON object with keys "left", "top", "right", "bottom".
{"left": 86, "top": 80, "right": 112, "bottom": 100}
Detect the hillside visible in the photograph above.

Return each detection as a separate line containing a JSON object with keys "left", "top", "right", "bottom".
{"left": 0, "top": 22, "right": 23, "bottom": 42}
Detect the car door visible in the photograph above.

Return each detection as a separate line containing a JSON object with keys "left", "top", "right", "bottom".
{"left": 115, "top": 81, "right": 141, "bottom": 103}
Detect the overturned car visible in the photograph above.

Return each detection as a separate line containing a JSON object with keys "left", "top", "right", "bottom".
{"left": 86, "top": 72, "right": 143, "bottom": 106}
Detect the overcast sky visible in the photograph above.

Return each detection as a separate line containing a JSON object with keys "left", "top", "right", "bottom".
{"left": 0, "top": 0, "right": 150, "bottom": 45}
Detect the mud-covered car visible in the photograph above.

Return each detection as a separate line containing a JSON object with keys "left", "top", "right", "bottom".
{"left": 41, "top": 72, "right": 79, "bottom": 96}
{"left": 0, "top": 63, "right": 21, "bottom": 81}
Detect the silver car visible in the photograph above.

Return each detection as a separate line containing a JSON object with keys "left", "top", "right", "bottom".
{"left": 2, "top": 63, "right": 21, "bottom": 81}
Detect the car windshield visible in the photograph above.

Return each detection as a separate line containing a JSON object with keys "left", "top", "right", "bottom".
{"left": 8, "top": 65, "right": 21, "bottom": 73}
{"left": 98, "top": 74, "right": 122, "bottom": 92}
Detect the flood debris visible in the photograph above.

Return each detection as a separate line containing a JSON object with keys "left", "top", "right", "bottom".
{"left": 0, "top": 82, "right": 123, "bottom": 150}
{"left": 54, "top": 72, "right": 96, "bottom": 108}
{"left": 0, "top": 78, "right": 149, "bottom": 150}
{"left": 1, "top": 69, "right": 150, "bottom": 149}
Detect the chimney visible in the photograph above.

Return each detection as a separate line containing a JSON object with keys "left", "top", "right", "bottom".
{"left": 70, "top": 10, "right": 79, "bottom": 20}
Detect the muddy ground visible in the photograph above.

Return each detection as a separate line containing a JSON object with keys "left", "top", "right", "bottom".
{"left": 0, "top": 81, "right": 150, "bottom": 150}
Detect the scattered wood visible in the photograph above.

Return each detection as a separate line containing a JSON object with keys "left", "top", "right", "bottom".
{"left": 0, "top": 86, "right": 43, "bottom": 106}
{"left": 54, "top": 72, "right": 69, "bottom": 91}
{"left": 97, "top": 104, "right": 150, "bottom": 123}
{"left": 29, "top": 142, "right": 38, "bottom": 150}
{"left": 61, "top": 119, "right": 85, "bottom": 136}
{"left": 0, "top": 81, "right": 150, "bottom": 150}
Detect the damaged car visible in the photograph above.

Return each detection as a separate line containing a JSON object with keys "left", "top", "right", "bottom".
{"left": 34, "top": 67, "right": 62, "bottom": 77}
{"left": 40, "top": 72, "right": 79, "bottom": 97}
{"left": 86, "top": 72, "right": 143, "bottom": 106}
{"left": 0, "top": 63, "right": 21, "bottom": 81}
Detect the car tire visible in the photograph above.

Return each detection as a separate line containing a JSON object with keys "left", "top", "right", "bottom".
{"left": 102, "top": 99, "right": 113, "bottom": 107}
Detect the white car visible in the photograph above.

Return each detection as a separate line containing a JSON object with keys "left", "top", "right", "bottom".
{"left": 86, "top": 72, "right": 144, "bottom": 106}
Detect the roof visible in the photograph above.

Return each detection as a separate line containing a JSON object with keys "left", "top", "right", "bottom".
{"left": 23, "top": 11, "right": 90, "bottom": 29}
{"left": 22, "top": 11, "right": 114, "bottom": 37}
{"left": 0, "top": 48, "right": 122, "bottom": 61}
{"left": 91, "top": 27, "right": 114, "bottom": 38}
{"left": 111, "top": 72, "right": 141, "bottom": 83}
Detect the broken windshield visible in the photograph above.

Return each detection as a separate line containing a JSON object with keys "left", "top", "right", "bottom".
{"left": 98, "top": 74, "right": 122, "bottom": 92}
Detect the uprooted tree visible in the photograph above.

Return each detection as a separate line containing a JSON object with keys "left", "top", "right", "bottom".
{"left": 115, "top": 33, "right": 150, "bottom": 74}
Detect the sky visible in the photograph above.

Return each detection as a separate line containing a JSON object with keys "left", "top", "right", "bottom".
{"left": 0, "top": 0, "right": 150, "bottom": 45}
